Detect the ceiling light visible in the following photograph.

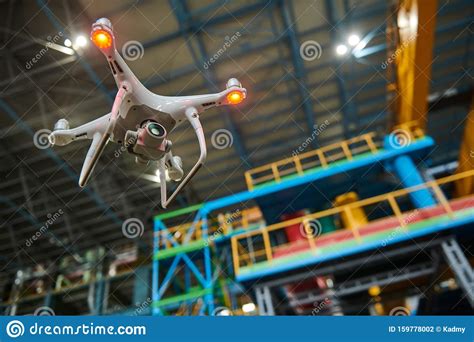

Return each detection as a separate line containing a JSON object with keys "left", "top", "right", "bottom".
{"left": 75, "top": 35, "right": 88, "bottom": 48}
{"left": 347, "top": 34, "right": 360, "bottom": 46}
{"left": 64, "top": 38, "right": 72, "bottom": 47}
{"left": 242, "top": 303, "right": 256, "bottom": 313}
{"left": 336, "top": 44, "right": 348, "bottom": 56}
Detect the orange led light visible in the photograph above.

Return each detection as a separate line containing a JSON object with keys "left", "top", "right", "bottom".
{"left": 91, "top": 30, "right": 112, "bottom": 49}
{"left": 227, "top": 90, "right": 244, "bottom": 105}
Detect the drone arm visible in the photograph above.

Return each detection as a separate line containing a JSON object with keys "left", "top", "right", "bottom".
{"left": 161, "top": 107, "right": 206, "bottom": 208}
{"left": 106, "top": 83, "right": 129, "bottom": 133}
{"left": 49, "top": 114, "right": 110, "bottom": 146}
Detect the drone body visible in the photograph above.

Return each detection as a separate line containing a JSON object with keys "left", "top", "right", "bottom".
{"left": 49, "top": 18, "right": 247, "bottom": 208}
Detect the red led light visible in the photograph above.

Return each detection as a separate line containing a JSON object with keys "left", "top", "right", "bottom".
{"left": 226, "top": 90, "right": 244, "bottom": 104}
{"left": 91, "top": 30, "right": 112, "bottom": 49}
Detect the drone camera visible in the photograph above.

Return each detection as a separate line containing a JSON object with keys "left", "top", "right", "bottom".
{"left": 147, "top": 122, "right": 166, "bottom": 139}
{"left": 126, "top": 122, "right": 168, "bottom": 162}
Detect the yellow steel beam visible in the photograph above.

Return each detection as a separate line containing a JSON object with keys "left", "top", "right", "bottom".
{"left": 395, "top": 0, "right": 437, "bottom": 129}
{"left": 455, "top": 94, "right": 474, "bottom": 196}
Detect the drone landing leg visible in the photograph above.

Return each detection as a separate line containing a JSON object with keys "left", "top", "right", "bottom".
{"left": 78, "top": 84, "right": 129, "bottom": 187}
{"left": 79, "top": 132, "right": 108, "bottom": 187}
{"left": 158, "top": 158, "right": 168, "bottom": 208}
{"left": 161, "top": 107, "right": 206, "bottom": 208}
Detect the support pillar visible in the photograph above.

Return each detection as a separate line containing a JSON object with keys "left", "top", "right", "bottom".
{"left": 255, "top": 286, "right": 275, "bottom": 315}
{"left": 391, "top": 155, "right": 436, "bottom": 208}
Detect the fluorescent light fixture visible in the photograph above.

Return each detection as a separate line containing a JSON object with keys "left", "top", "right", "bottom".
{"left": 242, "top": 303, "right": 256, "bottom": 313}
{"left": 336, "top": 44, "right": 348, "bottom": 55}
{"left": 348, "top": 34, "right": 360, "bottom": 46}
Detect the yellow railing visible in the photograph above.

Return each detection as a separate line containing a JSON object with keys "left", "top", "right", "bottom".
{"left": 391, "top": 120, "right": 425, "bottom": 141}
{"left": 158, "top": 207, "right": 264, "bottom": 249}
{"left": 244, "top": 124, "right": 426, "bottom": 191}
{"left": 244, "top": 133, "right": 380, "bottom": 191}
{"left": 232, "top": 169, "right": 474, "bottom": 275}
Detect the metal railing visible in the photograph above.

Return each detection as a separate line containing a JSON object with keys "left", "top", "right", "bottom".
{"left": 231, "top": 169, "right": 474, "bottom": 275}
{"left": 157, "top": 207, "right": 264, "bottom": 249}
{"left": 244, "top": 122, "right": 425, "bottom": 191}
{"left": 244, "top": 133, "right": 380, "bottom": 191}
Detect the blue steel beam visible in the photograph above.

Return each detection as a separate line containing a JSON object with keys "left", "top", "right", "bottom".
{"left": 202, "top": 136, "right": 434, "bottom": 211}
{"left": 36, "top": 0, "right": 113, "bottom": 104}
{"left": 0, "top": 195, "right": 79, "bottom": 264}
{"left": 170, "top": 0, "right": 252, "bottom": 166}
{"left": 141, "top": 0, "right": 404, "bottom": 91}
{"left": 324, "top": 0, "right": 355, "bottom": 139}
{"left": 279, "top": 0, "right": 318, "bottom": 149}
{"left": 105, "top": 0, "right": 466, "bottom": 97}
{"left": 0, "top": 100, "right": 122, "bottom": 227}
{"left": 236, "top": 215, "right": 474, "bottom": 282}
{"left": 143, "top": 0, "right": 272, "bottom": 49}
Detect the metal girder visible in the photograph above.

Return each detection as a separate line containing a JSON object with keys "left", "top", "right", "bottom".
{"left": 324, "top": 0, "right": 354, "bottom": 139}
{"left": 289, "top": 262, "right": 435, "bottom": 306}
{"left": 441, "top": 238, "right": 474, "bottom": 307}
{"left": 170, "top": 0, "right": 252, "bottom": 166}
{"left": 35, "top": 0, "right": 114, "bottom": 104}
{"left": 455, "top": 93, "right": 474, "bottom": 196}
{"left": 395, "top": 0, "right": 437, "bottom": 128}
{"left": 0, "top": 100, "right": 123, "bottom": 228}
{"left": 255, "top": 286, "right": 274, "bottom": 315}
{"left": 279, "top": 0, "right": 318, "bottom": 148}
{"left": 251, "top": 238, "right": 448, "bottom": 288}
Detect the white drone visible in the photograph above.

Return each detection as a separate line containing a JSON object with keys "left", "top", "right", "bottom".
{"left": 48, "top": 18, "right": 247, "bottom": 208}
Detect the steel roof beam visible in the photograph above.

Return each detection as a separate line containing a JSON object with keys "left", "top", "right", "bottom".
{"left": 170, "top": 0, "right": 252, "bottom": 166}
